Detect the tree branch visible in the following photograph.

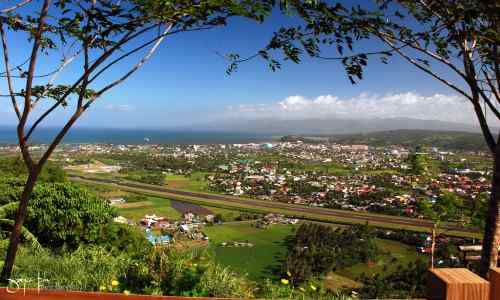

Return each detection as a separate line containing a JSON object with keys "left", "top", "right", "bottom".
{"left": 478, "top": 88, "right": 500, "bottom": 120}
{"left": 460, "top": 32, "right": 497, "bottom": 153}
{"left": 88, "top": 24, "right": 183, "bottom": 84}
{"left": 0, "top": 57, "right": 29, "bottom": 77}
{"left": 25, "top": 24, "right": 156, "bottom": 141}
{"left": 0, "top": 22, "right": 20, "bottom": 120}
{"left": 17, "top": 0, "right": 50, "bottom": 170}
{"left": 86, "top": 23, "right": 173, "bottom": 108}
{"left": 30, "top": 49, "right": 83, "bottom": 109}
{"left": 37, "top": 108, "right": 83, "bottom": 168}
{"left": 0, "top": 0, "right": 33, "bottom": 14}
{"left": 36, "top": 26, "right": 171, "bottom": 168}
{"left": 377, "top": 34, "right": 473, "bottom": 102}
{"left": 483, "top": 70, "right": 500, "bottom": 104}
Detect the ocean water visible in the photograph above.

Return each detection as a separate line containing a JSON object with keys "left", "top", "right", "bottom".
{"left": 0, "top": 127, "right": 275, "bottom": 145}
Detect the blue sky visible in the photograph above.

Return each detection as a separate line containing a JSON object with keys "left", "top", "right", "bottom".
{"left": 0, "top": 3, "right": 489, "bottom": 129}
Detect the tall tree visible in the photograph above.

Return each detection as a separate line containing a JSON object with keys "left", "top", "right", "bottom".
{"left": 0, "top": 0, "right": 292, "bottom": 282}
{"left": 232, "top": 0, "right": 499, "bottom": 277}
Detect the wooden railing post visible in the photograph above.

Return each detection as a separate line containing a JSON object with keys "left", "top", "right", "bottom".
{"left": 427, "top": 268, "right": 490, "bottom": 300}
{"left": 491, "top": 268, "right": 500, "bottom": 300}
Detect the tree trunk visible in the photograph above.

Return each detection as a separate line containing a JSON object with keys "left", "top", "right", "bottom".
{"left": 0, "top": 170, "right": 39, "bottom": 284}
{"left": 479, "top": 136, "right": 500, "bottom": 278}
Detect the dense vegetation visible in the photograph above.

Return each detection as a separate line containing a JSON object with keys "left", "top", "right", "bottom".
{"left": 356, "top": 259, "right": 428, "bottom": 298}
{"left": 282, "top": 130, "right": 489, "bottom": 152}
{"left": 283, "top": 223, "right": 379, "bottom": 285}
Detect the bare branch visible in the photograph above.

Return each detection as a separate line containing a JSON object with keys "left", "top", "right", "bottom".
{"left": 36, "top": 23, "right": 169, "bottom": 168}
{"left": 0, "top": 22, "right": 21, "bottom": 120}
{"left": 37, "top": 108, "right": 83, "bottom": 168}
{"left": 316, "top": 49, "right": 394, "bottom": 60}
{"left": 376, "top": 28, "right": 469, "bottom": 83}
{"left": 25, "top": 24, "right": 156, "bottom": 141}
{"left": 87, "top": 25, "right": 214, "bottom": 84}
{"left": 460, "top": 32, "right": 497, "bottom": 153}
{"left": 17, "top": 0, "right": 50, "bottom": 170}
{"left": 478, "top": 89, "right": 500, "bottom": 120}
{"left": 0, "top": 57, "right": 29, "bottom": 77}
{"left": 471, "top": 98, "right": 496, "bottom": 153}
{"left": 377, "top": 34, "right": 473, "bottom": 102}
{"left": 31, "top": 49, "right": 82, "bottom": 109}
{"left": 483, "top": 70, "right": 500, "bottom": 104}
{"left": 0, "top": 0, "right": 33, "bottom": 14}
{"left": 85, "top": 23, "right": 173, "bottom": 109}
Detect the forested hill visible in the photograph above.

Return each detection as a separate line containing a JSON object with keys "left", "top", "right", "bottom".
{"left": 281, "top": 130, "right": 489, "bottom": 151}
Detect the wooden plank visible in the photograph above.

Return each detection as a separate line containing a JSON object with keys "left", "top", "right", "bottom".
{"left": 465, "top": 255, "right": 482, "bottom": 261}
{"left": 459, "top": 245, "right": 484, "bottom": 252}
{"left": 459, "top": 245, "right": 500, "bottom": 252}
{"left": 0, "top": 288, "right": 239, "bottom": 300}
{"left": 491, "top": 268, "right": 500, "bottom": 300}
{"left": 427, "top": 268, "right": 490, "bottom": 300}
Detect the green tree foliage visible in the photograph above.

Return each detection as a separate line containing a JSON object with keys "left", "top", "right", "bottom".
{"left": 24, "top": 183, "right": 116, "bottom": 250}
{"left": 357, "top": 259, "right": 427, "bottom": 299}
{"left": 417, "top": 192, "right": 464, "bottom": 223}
{"left": 0, "top": 177, "right": 25, "bottom": 205}
{"left": 0, "top": 156, "right": 66, "bottom": 183}
{"left": 284, "top": 223, "right": 379, "bottom": 284}
{"left": 0, "top": 202, "right": 42, "bottom": 251}
{"left": 121, "top": 168, "right": 166, "bottom": 185}
{"left": 97, "top": 223, "right": 152, "bottom": 259}
{"left": 469, "top": 192, "right": 489, "bottom": 230}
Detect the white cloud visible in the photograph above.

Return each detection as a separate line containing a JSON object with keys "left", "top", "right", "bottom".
{"left": 225, "top": 92, "right": 499, "bottom": 125}
{"left": 104, "top": 104, "right": 134, "bottom": 112}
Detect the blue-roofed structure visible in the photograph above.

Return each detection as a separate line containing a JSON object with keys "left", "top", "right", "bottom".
{"left": 145, "top": 230, "right": 172, "bottom": 246}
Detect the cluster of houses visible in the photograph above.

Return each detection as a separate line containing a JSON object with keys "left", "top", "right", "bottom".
{"left": 113, "top": 211, "right": 211, "bottom": 246}
{"left": 255, "top": 213, "right": 299, "bottom": 228}
{"left": 53, "top": 140, "right": 491, "bottom": 242}
{"left": 206, "top": 143, "right": 491, "bottom": 221}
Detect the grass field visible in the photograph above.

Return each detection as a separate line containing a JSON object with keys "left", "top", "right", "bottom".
{"left": 165, "top": 172, "right": 209, "bottom": 192}
{"left": 337, "top": 238, "right": 424, "bottom": 279}
{"left": 116, "top": 196, "right": 182, "bottom": 221}
{"left": 202, "top": 222, "right": 424, "bottom": 287}
{"left": 203, "top": 222, "right": 296, "bottom": 280}
{"left": 202, "top": 206, "right": 246, "bottom": 221}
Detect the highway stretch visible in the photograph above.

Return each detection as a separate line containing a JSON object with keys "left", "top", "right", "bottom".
{"left": 70, "top": 175, "right": 481, "bottom": 238}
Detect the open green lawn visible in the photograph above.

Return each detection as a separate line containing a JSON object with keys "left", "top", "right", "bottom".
{"left": 165, "top": 172, "right": 209, "bottom": 192}
{"left": 116, "top": 196, "right": 182, "bottom": 221}
{"left": 337, "top": 238, "right": 425, "bottom": 280}
{"left": 203, "top": 222, "right": 296, "bottom": 281}
{"left": 299, "top": 162, "right": 353, "bottom": 176}
{"left": 201, "top": 206, "right": 242, "bottom": 221}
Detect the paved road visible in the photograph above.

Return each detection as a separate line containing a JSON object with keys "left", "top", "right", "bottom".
{"left": 71, "top": 175, "right": 479, "bottom": 237}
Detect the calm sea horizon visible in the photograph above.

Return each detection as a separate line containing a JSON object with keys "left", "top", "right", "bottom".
{"left": 0, "top": 127, "right": 277, "bottom": 145}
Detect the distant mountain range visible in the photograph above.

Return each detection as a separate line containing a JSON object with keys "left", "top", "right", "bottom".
{"left": 194, "top": 117, "right": 495, "bottom": 135}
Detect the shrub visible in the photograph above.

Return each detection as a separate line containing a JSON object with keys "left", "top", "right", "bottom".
{"left": 25, "top": 183, "right": 116, "bottom": 250}
{"left": 5, "top": 245, "right": 129, "bottom": 291}
{"left": 257, "top": 278, "right": 353, "bottom": 300}
{"left": 122, "top": 247, "right": 254, "bottom": 298}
